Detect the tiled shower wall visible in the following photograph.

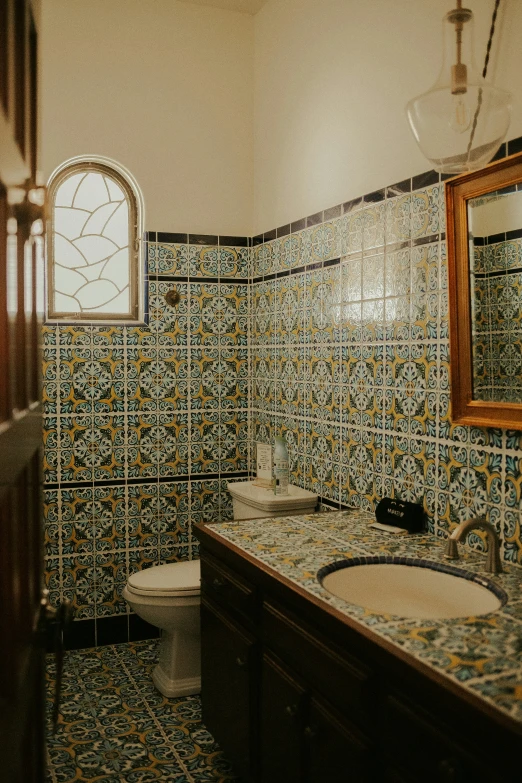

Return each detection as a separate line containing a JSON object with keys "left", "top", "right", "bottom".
{"left": 43, "top": 237, "right": 250, "bottom": 640}
{"left": 251, "top": 155, "right": 522, "bottom": 568}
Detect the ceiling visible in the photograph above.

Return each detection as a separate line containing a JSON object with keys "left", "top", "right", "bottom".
{"left": 177, "top": 0, "right": 268, "bottom": 14}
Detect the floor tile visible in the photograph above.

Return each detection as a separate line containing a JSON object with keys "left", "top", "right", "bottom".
{"left": 46, "top": 640, "right": 240, "bottom": 783}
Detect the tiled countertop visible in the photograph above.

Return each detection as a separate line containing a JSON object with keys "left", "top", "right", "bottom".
{"left": 207, "top": 510, "right": 522, "bottom": 727}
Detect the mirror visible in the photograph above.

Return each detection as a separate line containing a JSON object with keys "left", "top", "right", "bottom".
{"left": 446, "top": 152, "right": 522, "bottom": 428}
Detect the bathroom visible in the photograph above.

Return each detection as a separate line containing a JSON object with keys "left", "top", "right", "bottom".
{"left": 2, "top": 0, "right": 522, "bottom": 780}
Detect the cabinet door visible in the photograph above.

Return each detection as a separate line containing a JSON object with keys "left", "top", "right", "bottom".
{"left": 260, "top": 653, "right": 306, "bottom": 783}
{"left": 305, "top": 697, "right": 373, "bottom": 783}
{"left": 201, "top": 598, "right": 258, "bottom": 781}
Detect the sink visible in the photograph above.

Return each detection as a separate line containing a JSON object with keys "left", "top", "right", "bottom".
{"left": 318, "top": 557, "right": 507, "bottom": 619}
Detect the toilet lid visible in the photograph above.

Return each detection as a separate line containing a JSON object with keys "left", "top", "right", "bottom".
{"left": 127, "top": 560, "right": 200, "bottom": 596}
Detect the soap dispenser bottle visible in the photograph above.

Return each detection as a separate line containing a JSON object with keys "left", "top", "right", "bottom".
{"left": 273, "top": 436, "right": 289, "bottom": 496}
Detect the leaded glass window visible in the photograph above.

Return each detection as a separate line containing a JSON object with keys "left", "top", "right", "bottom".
{"left": 47, "top": 158, "right": 143, "bottom": 322}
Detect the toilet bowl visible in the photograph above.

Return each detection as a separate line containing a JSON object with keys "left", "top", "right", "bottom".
{"left": 123, "top": 560, "right": 201, "bottom": 698}
{"left": 124, "top": 482, "right": 318, "bottom": 698}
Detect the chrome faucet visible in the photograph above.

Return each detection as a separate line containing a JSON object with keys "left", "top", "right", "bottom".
{"left": 444, "top": 517, "right": 503, "bottom": 574}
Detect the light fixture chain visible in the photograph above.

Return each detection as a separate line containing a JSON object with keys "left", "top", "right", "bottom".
{"left": 466, "top": 0, "right": 502, "bottom": 159}
{"left": 482, "top": 0, "right": 501, "bottom": 79}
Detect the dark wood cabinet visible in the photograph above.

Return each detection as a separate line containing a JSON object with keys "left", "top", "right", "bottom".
{"left": 305, "top": 696, "right": 372, "bottom": 783}
{"left": 200, "top": 598, "right": 258, "bottom": 781}
{"left": 196, "top": 529, "right": 520, "bottom": 783}
{"left": 260, "top": 653, "right": 305, "bottom": 783}
{"left": 260, "top": 652, "right": 372, "bottom": 783}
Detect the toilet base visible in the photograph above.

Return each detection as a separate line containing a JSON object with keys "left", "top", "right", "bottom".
{"left": 152, "top": 625, "right": 201, "bottom": 698}
{"left": 152, "top": 664, "right": 201, "bottom": 698}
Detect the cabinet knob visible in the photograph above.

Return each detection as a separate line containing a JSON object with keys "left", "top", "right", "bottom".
{"left": 236, "top": 657, "right": 247, "bottom": 669}
{"left": 303, "top": 725, "right": 317, "bottom": 740}
{"left": 438, "top": 758, "right": 461, "bottom": 781}
{"left": 285, "top": 704, "right": 298, "bottom": 718}
{"left": 213, "top": 577, "right": 227, "bottom": 588}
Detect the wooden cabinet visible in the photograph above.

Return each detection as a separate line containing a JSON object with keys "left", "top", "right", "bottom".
{"left": 200, "top": 598, "right": 258, "bottom": 781}
{"left": 260, "top": 653, "right": 372, "bottom": 783}
{"left": 260, "top": 654, "right": 305, "bottom": 783}
{"left": 196, "top": 536, "right": 519, "bottom": 783}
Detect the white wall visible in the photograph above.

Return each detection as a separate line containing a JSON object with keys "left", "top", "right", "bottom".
{"left": 253, "top": 0, "right": 522, "bottom": 234}
{"left": 40, "top": 0, "right": 254, "bottom": 235}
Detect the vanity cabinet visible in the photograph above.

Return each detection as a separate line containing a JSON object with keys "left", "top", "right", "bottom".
{"left": 196, "top": 529, "right": 517, "bottom": 783}
{"left": 260, "top": 653, "right": 372, "bottom": 783}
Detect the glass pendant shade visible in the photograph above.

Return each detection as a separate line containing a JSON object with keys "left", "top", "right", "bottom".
{"left": 406, "top": 7, "right": 511, "bottom": 175}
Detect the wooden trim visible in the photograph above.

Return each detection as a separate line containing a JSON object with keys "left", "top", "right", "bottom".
{"left": 15, "top": 219, "right": 29, "bottom": 411}
{"left": 195, "top": 522, "right": 522, "bottom": 738}
{"left": 13, "top": 0, "right": 26, "bottom": 158}
{"left": 28, "top": 13, "right": 36, "bottom": 179}
{"left": 0, "top": 183, "right": 9, "bottom": 423}
{"left": 445, "top": 151, "right": 522, "bottom": 429}
{"left": 0, "top": 0, "right": 8, "bottom": 116}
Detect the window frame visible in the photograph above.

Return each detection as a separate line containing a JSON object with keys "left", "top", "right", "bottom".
{"left": 46, "top": 155, "right": 145, "bottom": 324}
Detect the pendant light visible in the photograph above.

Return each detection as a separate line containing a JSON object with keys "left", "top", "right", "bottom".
{"left": 406, "top": 0, "right": 511, "bottom": 175}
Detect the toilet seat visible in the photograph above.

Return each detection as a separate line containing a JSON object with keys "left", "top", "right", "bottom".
{"left": 127, "top": 560, "right": 200, "bottom": 598}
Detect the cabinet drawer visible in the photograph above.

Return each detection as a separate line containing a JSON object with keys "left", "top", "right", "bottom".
{"left": 263, "top": 600, "right": 373, "bottom": 728}
{"left": 381, "top": 691, "right": 502, "bottom": 783}
{"left": 201, "top": 553, "right": 257, "bottom": 625}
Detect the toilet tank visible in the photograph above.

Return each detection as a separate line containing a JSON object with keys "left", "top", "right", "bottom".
{"left": 227, "top": 481, "right": 318, "bottom": 520}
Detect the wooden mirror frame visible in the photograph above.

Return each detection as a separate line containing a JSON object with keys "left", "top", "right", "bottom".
{"left": 446, "top": 151, "right": 522, "bottom": 429}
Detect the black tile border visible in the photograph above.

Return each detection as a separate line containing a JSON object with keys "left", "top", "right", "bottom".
{"left": 145, "top": 135, "right": 522, "bottom": 253}
{"left": 219, "top": 235, "right": 249, "bottom": 247}
{"left": 44, "top": 470, "right": 250, "bottom": 491}
{"left": 189, "top": 233, "right": 218, "bottom": 245}
{"left": 474, "top": 265, "right": 522, "bottom": 280}
{"left": 96, "top": 614, "right": 129, "bottom": 647}
{"left": 473, "top": 227, "right": 522, "bottom": 247}
{"left": 276, "top": 224, "right": 291, "bottom": 238}
{"left": 63, "top": 617, "right": 96, "bottom": 651}
{"left": 49, "top": 614, "right": 162, "bottom": 651}
{"left": 246, "top": 134, "right": 522, "bottom": 248}
{"left": 151, "top": 275, "right": 249, "bottom": 284}
{"left": 129, "top": 614, "right": 161, "bottom": 643}
{"left": 306, "top": 210, "right": 323, "bottom": 227}
{"left": 157, "top": 232, "right": 188, "bottom": 244}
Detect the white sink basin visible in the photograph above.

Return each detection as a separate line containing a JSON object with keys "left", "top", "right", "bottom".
{"left": 320, "top": 559, "right": 506, "bottom": 619}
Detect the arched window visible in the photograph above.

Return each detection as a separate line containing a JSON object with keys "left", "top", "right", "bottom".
{"left": 46, "top": 156, "right": 144, "bottom": 322}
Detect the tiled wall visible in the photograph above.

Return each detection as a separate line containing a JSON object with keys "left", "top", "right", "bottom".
{"left": 472, "top": 235, "right": 522, "bottom": 402}
{"left": 250, "top": 141, "right": 522, "bottom": 568}
{"left": 43, "top": 235, "right": 251, "bottom": 644}
{"left": 43, "top": 139, "right": 522, "bottom": 646}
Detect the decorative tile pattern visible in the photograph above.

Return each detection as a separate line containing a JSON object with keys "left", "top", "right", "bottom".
{"left": 209, "top": 512, "right": 522, "bottom": 724}
{"left": 46, "top": 640, "right": 239, "bottom": 782}
{"left": 251, "top": 175, "right": 522, "bottom": 566}
{"left": 43, "top": 238, "right": 252, "bottom": 625}
{"left": 45, "top": 150, "right": 522, "bottom": 639}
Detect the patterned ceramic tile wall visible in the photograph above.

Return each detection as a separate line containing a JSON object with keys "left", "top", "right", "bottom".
{"left": 472, "top": 236, "right": 522, "bottom": 402}
{"left": 43, "top": 235, "right": 252, "bottom": 632}
{"left": 43, "top": 139, "right": 522, "bottom": 646}
{"left": 251, "top": 154, "right": 522, "bottom": 568}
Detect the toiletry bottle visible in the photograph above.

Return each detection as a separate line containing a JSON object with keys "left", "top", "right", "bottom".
{"left": 273, "top": 436, "right": 289, "bottom": 496}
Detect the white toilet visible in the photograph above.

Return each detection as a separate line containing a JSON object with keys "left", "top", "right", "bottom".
{"left": 227, "top": 480, "right": 318, "bottom": 520}
{"left": 123, "top": 560, "right": 201, "bottom": 698}
{"left": 123, "top": 481, "right": 318, "bottom": 697}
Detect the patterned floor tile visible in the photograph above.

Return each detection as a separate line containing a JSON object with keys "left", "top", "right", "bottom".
{"left": 46, "top": 640, "right": 240, "bottom": 783}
